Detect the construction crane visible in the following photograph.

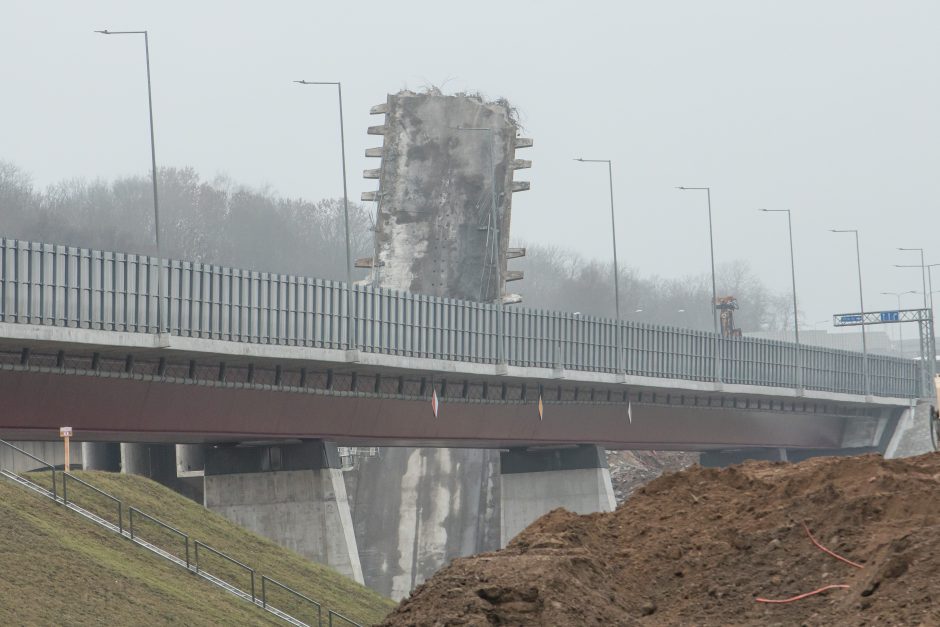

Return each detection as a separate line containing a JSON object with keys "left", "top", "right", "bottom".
{"left": 715, "top": 296, "right": 742, "bottom": 338}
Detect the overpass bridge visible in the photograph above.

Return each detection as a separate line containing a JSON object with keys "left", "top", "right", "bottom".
{"left": 1, "top": 237, "right": 931, "bottom": 586}
{"left": 0, "top": 237, "right": 922, "bottom": 451}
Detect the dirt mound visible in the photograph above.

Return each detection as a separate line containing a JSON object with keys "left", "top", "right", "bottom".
{"left": 380, "top": 453, "right": 940, "bottom": 626}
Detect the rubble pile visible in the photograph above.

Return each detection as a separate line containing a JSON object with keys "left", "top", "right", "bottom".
{"left": 606, "top": 450, "right": 699, "bottom": 503}
{"left": 381, "top": 453, "right": 940, "bottom": 626}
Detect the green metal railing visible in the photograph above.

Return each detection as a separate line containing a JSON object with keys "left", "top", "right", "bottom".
{"left": 129, "top": 506, "right": 191, "bottom": 569}
{"left": 0, "top": 440, "right": 363, "bottom": 626}
{"left": 262, "top": 575, "right": 322, "bottom": 626}
{"left": 63, "top": 472, "right": 123, "bottom": 534}
{"left": 195, "top": 540, "right": 256, "bottom": 603}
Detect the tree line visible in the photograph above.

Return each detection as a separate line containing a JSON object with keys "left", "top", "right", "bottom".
{"left": 0, "top": 161, "right": 793, "bottom": 332}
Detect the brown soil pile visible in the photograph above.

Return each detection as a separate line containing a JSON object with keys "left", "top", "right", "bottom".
{"left": 380, "top": 453, "right": 940, "bottom": 626}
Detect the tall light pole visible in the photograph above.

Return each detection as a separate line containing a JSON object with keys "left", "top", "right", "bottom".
{"left": 678, "top": 186, "right": 721, "bottom": 383}
{"left": 294, "top": 80, "right": 355, "bottom": 349}
{"left": 896, "top": 263, "right": 940, "bottom": 314}
{"left": 576, "top": 158, "right": 622, "bottom": 371}
{"left": 830, "top": 228, "right": 870, "bottom": 395}
{"left": 898, "top": 247, "right": 928, "bottom": 309}
{"left": 457, "top": 126, "right": 505, "bottom": 363}
{"left": 96, "top": 29, "right": 164, "bottom": 333}
{"left": 881, "top": 290, "right": 917, "bottom": 357}
{"left": 759, "top": 208, "right": 801, "bottom": 388}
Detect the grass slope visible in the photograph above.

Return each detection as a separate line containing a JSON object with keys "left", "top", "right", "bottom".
{"left": 4, "top": 471, "right": 394, "bottom": 626}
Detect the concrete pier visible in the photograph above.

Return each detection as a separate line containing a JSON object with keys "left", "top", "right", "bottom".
{"left": 346, "top": 447, "right": 500, "bottom": 600}
{"left": 499, "top": 445, "right": 616, "bottom": 547}
{"left": 81, "top": 442, "right": 120, "bottom": 471}
{"left": 203, "top": 440, "right": 363, "bottom": 584}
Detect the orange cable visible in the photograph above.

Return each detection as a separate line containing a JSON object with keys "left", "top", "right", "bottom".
{"left": 756, "top": 584, "right": 850, "bottom": 604}
{"left": 802, "top": 522, "right": 864, "bottom": 569}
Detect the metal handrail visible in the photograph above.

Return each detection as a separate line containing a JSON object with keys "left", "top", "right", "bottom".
{"left": 0, "top": 442, "right": 364, "bottom": 626}
{"left": 262, "top": 575, "right": 322, "bottom": 626}
{"left": 129, "top": 506, "right": 190, "bottom": 569}
{"left": 63, "top": 472, "right": 123, "bottom": 534}
{"left": 0, "top": 439, "right": 56, "bottom": 500}
{"left": 195, "top": 540, "right": 256, "bottom": 603}
{"left": 328, "top": 609, "right": 362, "bottom": 627}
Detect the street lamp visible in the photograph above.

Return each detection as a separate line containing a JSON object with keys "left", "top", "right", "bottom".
{"left": 294, "top": 80, "right": 355, "bottom": 348}
{"left": 830, "top": 229, "right": 870, "bottom": 395}
{"left": 898, "top": 248, "right": 928, "bottom": 309}
{"left": 896, "top": 263, "right": 940, "bottom": 314}
{"left": 881, "top": 290, "right": 917, "bottom": 357}
{"left": 678, "top": 186, "right": 721, "bottom": 383}
{"left": 574, "top": 159, "right": 621, "bottom": 323}
{"left": 95, "top": 29, "right": 164, "bottom": 333}
{"left": 576, "top": 158, "right": 623, "bottom": 372}
{"left": 676, "top": 187, "right": 719, "bottom": 336}
{"left": 760, "top": 208, "right": 802, "bottom": 388}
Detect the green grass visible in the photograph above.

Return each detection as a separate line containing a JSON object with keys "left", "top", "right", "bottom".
{"left": 6, "top": 471, "right": 394, "bottom": 626}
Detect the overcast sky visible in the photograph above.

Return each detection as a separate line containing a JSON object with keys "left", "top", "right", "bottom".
{"left": 2, "top": 1, "right": 938, "bottom": 332}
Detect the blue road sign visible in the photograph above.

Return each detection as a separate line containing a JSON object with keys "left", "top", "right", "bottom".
{"left": 880, "top": 311, "right": 900, "bottom": 322}
{"left": 836, "top": 314, "right": 863, "bottom": 325}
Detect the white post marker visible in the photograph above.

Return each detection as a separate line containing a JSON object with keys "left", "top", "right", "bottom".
{"left": 59, "top": 426, "right": 73, "bottom": 472}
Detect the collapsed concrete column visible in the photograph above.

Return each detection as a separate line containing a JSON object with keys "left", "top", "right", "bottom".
{"left": 499, "top": 445, "right": 615, "bottom": 547}
{"left": 203, "top": 440, "right": 363, "bottom": 584}
{"left": 346, "top": 447, "right": 500, "bottom": 600}
{"left": 82, "top": 442, "right": 120, "bottom": 471}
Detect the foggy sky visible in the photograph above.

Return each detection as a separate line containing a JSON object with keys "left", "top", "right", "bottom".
{"left": 2, "top": 1, "right": 938, "bottom": 335}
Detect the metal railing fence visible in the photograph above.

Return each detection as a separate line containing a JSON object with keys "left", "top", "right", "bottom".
{"left": 0, "top": 439, "right": 57, "bottom": 499}
{"left": 63, "top": 472, "right": 123, "bottom": 534}
{"left": 195, "top": 540, "right": 256, "bottom": 603}
{"left": 0, "top": 237, "right": 920, "bottom": 397}
{"left": 262, "top": 575, "right": 323, "bottom": 626}
{"left": 328, "top": 609, "right": 362, "bottom": 627}
{"left": 129, "top": 506, "right": 191, "bottom": 569}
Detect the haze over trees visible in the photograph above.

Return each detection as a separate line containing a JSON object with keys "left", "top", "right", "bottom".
{"left": 0, "top": 161, "right": 794, "bottom": 333}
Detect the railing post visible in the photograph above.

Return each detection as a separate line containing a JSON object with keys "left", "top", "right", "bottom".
{"left": 63, "top": 472, "right": 68, "bottom": 506}
{"left": 118, "top": 501, "right": 123, "bottom": 536}
{"left": 261, "top": 576, "right": 267, "bottom": 609}
{"left": 194, "top": 541, "right": 200, "bottom": 573}
{"left": 185, "top": 536, "right": 190, "bottom": 570}
{"left": 250, "top": 569, "right": 255, "bottom": 603}
{"left": 51, "top": 467, "right": 57, "bottom": 502}
{"left": 129, "top": 507, "right": 135, "bottom": 540}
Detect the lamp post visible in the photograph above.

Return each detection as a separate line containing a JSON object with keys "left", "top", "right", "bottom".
{"left": 898, "top": 248, "right": 928, "bottom": 309}
{"left": 760, "top": 208, "right": 802, "bottom": 389}
{"left": 95, "top": 29, "right": 164, "bottom": 333}
{"left": 896, "top": 263, "right": 940, "bottom": 314}
{"left": 881, "top": 290, "right": 917, "bottom": 357}
{"left": 830, "top": 229, "right": 870, "bottom": 395}
{"left": 576, "top": 158, "right": 622, "bottom": 372}
{"left": 678, "top": 186, "right": 721, "bottom": 383}
{"left": 294, "top": 80, "right": 355, "bottom": 349}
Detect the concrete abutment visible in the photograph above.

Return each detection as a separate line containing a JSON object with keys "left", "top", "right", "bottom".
{"left": 499, "top": 445, "right": 616, "bottom": 547}
{"left": 203, "top": 440, "right": 363, "bottom": 584}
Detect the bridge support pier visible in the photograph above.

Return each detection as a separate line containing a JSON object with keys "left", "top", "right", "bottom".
{"left": 203, "top": 440, "right": 363, "bottom": 584}
{"left": 499, "top": 445, "right": 615, "bottom": 547}
{"left": 121, "top": 442, "right": 203, "bottom": 501}
{"left": 82, "top": 442, "right": 120, "bottom": 471}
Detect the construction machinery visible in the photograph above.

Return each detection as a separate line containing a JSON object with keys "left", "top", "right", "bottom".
{"left": 715, "top": 296, "right": 742, "bottom": 338}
